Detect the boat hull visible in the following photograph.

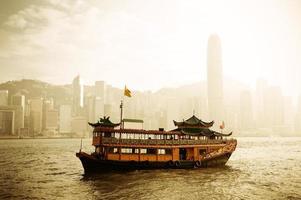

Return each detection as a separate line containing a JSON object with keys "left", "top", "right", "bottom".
{"left": 76, "top": 151, "right": 233, "bottom": 173}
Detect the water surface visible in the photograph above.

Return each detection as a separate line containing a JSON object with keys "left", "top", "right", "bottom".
{"left": 0, "top": 137, "right": 301, "bottom": 199}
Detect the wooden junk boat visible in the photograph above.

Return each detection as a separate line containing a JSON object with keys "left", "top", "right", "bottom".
{"left": 76, "top": 114, "right": 237, "bottom": 173}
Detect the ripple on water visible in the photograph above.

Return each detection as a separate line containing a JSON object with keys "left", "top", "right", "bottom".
{"left": 1, "top": 138, "right": 301, "bottom": 199}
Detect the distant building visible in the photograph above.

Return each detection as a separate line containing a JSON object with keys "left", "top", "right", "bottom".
{"left": 95, "top": 81, "right": 105, "bottom": 99}
{"left": 0, "top": 90, "right": 8, "bottom": 106}
{"left": 0, "top": 105, "right": 23, "bottom": 136}
{"left": 11, "top": 94, "right": 25, "bottom": 129}
{"left": 59, "top": 105, "right": 72, "bottom": 134}
{"left": 263, "top": 86, "right": 284, "bottom": 128}
{"left": 71, "top": 116, "right": 87, "bottom": 137}
{"left": 29, "top": 98, "right": 43, "bottom": 136}
{"left": 207, "top": 34, "right": 224, "bottom": 126}
{"left": 42, "top": 98, "right": 54, "bottom": 131}
{"left": 44, "top": 110, "right": 59, "bottom": 135}
{"left": 72, "top": 75, "right": 83, "bottom": 116}
{"left": 86, "top": 96, "right": 95, "bottom": 123}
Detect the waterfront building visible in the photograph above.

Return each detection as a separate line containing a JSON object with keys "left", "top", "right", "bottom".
{"left": 11, "top": 94, "right": 25, "bottom": 129}
{"left": 0, "top": 105, "right": 23, "bottom": 136}
{"left": 42, "top": 98, "right": 54, "bottom": 131}
{"left": 44, "top": 110, "right": 59, "bottom": 135}
{"left": 29, "top": 98, "right": 43, "bottom": 135}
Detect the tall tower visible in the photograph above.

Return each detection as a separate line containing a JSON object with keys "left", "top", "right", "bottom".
{"left": 72, "top": 75, "right": 83, "bottom": 116}
{"left": 207, "top": 34, "right": 223, "bottom": 125}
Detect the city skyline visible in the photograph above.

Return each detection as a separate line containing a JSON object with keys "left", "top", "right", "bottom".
{"left": 0, "top": 0, "right": 301, "bottom": 96}
{"left": 0, "top": 0, "right": 301, "bottom": 137}
{"left": 0, "top": 71, "right": 300, "bottom": 137}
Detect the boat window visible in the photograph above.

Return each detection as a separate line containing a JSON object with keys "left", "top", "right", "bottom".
{"left": 147, "top": 148, "right": 156, "bottom": 154}
{"left": 121, "top": 148, "right": 132, "bottom": 154}
{"left": 140, "top": 149, "right": 147, "bottom": 154}
{"left": 158, "top": 149, "right": 172, "bottom": 155}
{"left": 158, "top": 149, "right": 165, "bottom": 154}
{"left": 134, "top": 148, "right": 139, "bottom": 154}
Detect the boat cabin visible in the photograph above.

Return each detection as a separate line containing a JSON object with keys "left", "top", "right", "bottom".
{"left": 90, "top": 116, "right": 232, "bottom": 164}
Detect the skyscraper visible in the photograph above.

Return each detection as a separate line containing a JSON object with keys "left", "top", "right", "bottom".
{"left": 29, "top": 97, "right": 43, "bottom": 135}
{"left": 11, "top": 94, "right": 25, "bottom": 129}
{"left": 72, "top": 75, "right": 83, "bottom": 116}
{"left": 207, "top": 34, "right": 224, "bottom": 126}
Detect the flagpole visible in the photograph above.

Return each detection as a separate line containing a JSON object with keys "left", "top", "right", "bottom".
{"left": 120, "top": 100, "right": 123, "bottom": 129}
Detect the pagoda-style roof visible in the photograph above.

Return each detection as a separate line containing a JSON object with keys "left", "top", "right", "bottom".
{"left": 173, "top": 115, "right": 214, "bottom": 128}
{"left": 88, "top": 116, "right": 120, "bottom": 128}
{"left": 172, "top": 115, "right": 231, "bottom": 137}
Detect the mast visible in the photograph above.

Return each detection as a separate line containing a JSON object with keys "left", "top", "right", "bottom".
{"left": 120, "top": 100, "right": 123, "bottom": 129}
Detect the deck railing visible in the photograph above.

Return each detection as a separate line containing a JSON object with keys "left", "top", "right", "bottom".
{"left": 101, "top": 137, "right": 234, "bottom": 146}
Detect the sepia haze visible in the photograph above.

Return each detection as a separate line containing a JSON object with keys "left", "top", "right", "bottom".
{"left": 0, "top": 0, "right": 301, "bottom": 95}
{"left": 0, "top": 0, "right": 301, "bottom": 137}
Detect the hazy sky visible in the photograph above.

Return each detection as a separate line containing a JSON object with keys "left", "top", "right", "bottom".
{"left": 0, "top": 0, "right": 300, "bottom": 94}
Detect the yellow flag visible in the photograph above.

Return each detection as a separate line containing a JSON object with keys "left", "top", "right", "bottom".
{"left": 124, "top": 85, "right": 132, "bottom": 97}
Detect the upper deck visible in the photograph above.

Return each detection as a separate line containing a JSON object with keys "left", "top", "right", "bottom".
{"left": 92, "top": 127, "right": 233, "bottom": 147}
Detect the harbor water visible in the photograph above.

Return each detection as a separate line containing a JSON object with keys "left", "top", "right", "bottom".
{"left": 0, "top": 137, "right": 301, "bottom": 200}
